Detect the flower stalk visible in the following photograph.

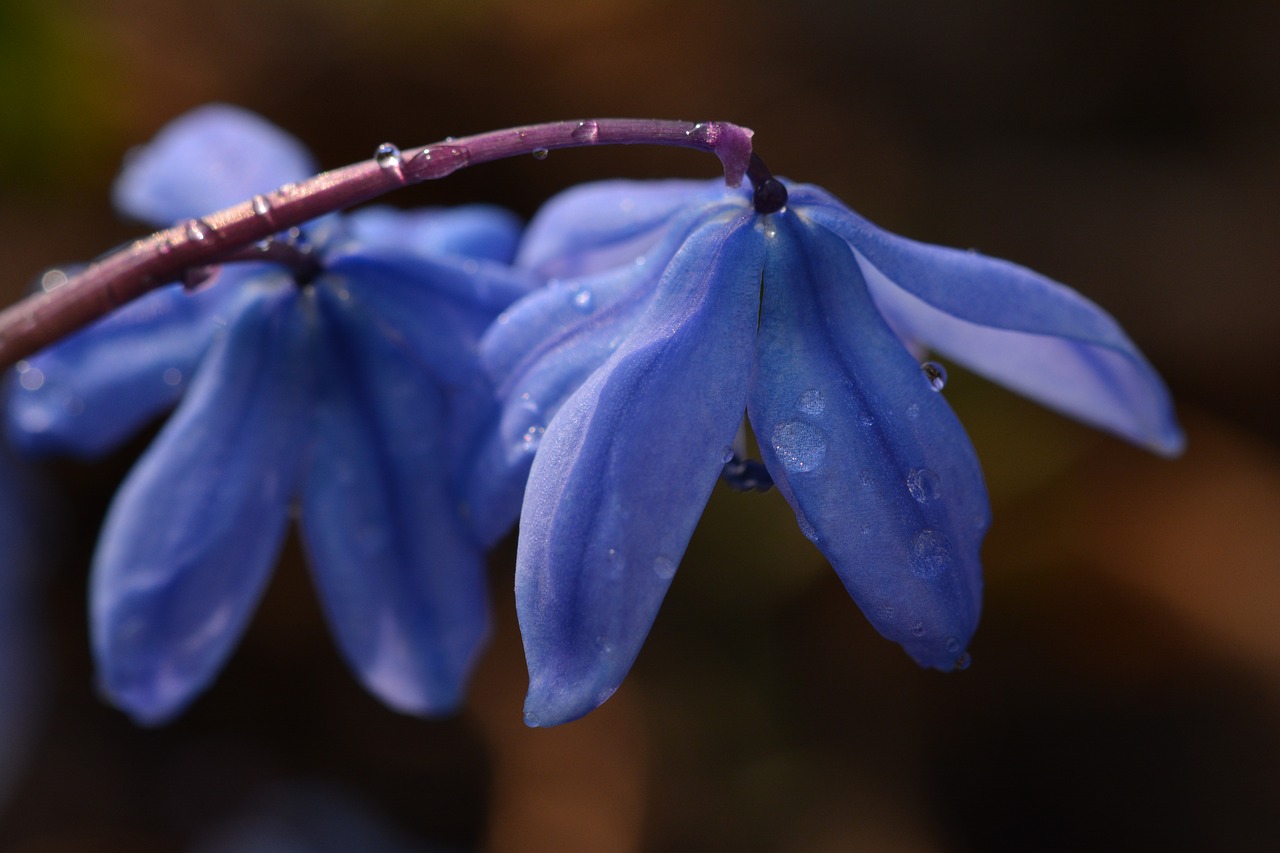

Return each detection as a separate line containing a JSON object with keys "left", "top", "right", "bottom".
{"left": 0, "top": 118, "right": 754, "bottom": 368}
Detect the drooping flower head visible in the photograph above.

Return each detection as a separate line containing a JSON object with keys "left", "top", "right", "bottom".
{"left": 470, "top": 177, "right": 1183, "bottom": 726}
{"left": 7, "top": 105, "right": 540, "bottom": 724}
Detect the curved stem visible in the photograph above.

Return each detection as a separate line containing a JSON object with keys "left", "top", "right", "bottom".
{"left": 0, "top": 118, "right": 754, "bottom": 368}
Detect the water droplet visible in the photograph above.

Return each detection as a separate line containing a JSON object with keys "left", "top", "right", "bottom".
{"left": 520, "top": 423, "right": 545, "bottom": 451}
{"left": 906, "top": 403, "right": 920, "bottom": 420}
{"left": 945, "top": 637, "right": 961, "bottom": 653}
{"left": 251, "top": 195, "right": 272, "bottom": 220}
{"left": 634, "top": 255, "right": 646, "bottom": 267}
{"left": 910, "top": 529, "right": 953, "bottom": 579}
{"left": 858, "top": 413, "right": 874, "bottom": 428}
{"left": 653, "top": 556, "right": 677, "bottom": 580}
{"left": 156, "top": 237, "right": 174, "bottom": 256}
{"left": 162, "top": 367, "right": 182, "bottom": 386}
{"left": 571, "top": 119, "right": 600, "bottom": 143}
{"left": 532, "top": 147, "right": 549, "bottom": 160}
{"left": 796, "top": 511, "right": 819, "bottom": 543}
{"left": 40, "top": 269, "right": 68, "bottom": 292}
{"left": 798, "top": 388, "right": 825, "bottom": 415}
{"left": 953, "top": 651, "right": 972, "bottom": 670}
{"left": 721, "top": 445, "right": 735, "bottom": 464}
{"left": 14, "top": 361, "right": 44, "bottom": 391}
{"left": 185, "top": 219, "right": 209, "bottom": 242}
{"left": 906, "top": 467, "right": 941, "bottom": 503}
{"left": 374, "top": 142, "right": 402, "bottom": 169}
{"left": 462, "top": 258, "right": 480, "bottom": 276}
{"left": 606, "top": 548, "right": 626, "bottom": 578}
{"left": 771, "top": 419, "right": 827, "bottom": 473}
{"left": 910, "top": 622, "right": 927, "bottom": 637}
{"left": 572, "top": 289, "right": 594, "bottom": 312}
{"left": 921, "top": 361, "right": 947, "bottom": 391}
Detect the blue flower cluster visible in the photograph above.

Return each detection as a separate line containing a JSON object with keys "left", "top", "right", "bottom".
{"left": 6, "top": 106, "right": 1182, "bottom": 727}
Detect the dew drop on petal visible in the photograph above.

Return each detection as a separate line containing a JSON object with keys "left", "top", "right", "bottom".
{"left": 531, "top": 147, "right": 549, "bottom": 160}
{"left": 771, "top": 420, "right": 827, "bottom": 473}
{"left": 858, "top": 413, "right": 874, "bottom": 428}
{"left": 251, "top": 194, "right": 271, "bottom": 217}
{"left": 721, "top": 445, "right": 735, "bottom": 464}
{"left": 906, "top": 467, "right": 941, "bottom": 503}
{"left": 571, "top": 119, "right": 600, "bottom": 143}
{"left": 910, "top": 621, "right": 926, "bottom": 637}
{"left": 795, "top": 510, "right": 819, "bottom": 543}
{"left": 921, "top": 361, "right": 948, "bottom": 391}
{"left": 954, "top": 652, "right": 972, "bottom": 670}
{"left": 653, "top": 556, "right": 677, "bottom": 580}
{"left": 910, "top": 529, "right": 953, "bottom": 579}
{"left": 945, "top": 637, "right": 961, "bottom": 653}
{"left": 572, "top": 289, "right": 594, "bottom": 312}
{"left": 798, "top": 388, "right": 825, "bottom": 415}
{"left": 374, "top": 142, "right": 402, "bottom": 170}
{"left": 906, "top": 403, "right": 920, "bottom": 420}
{"left": 162, "top": 367, "right": 182, "bottom": 386}
{"left": 15, "top": 361, "right": 44, "bottom": 391}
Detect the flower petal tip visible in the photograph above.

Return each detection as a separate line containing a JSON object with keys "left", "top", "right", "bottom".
{"left": 522, "top": 679, "right": 616, "bottom": 728}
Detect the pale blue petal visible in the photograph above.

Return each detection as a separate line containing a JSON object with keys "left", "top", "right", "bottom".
{"left": 344, "top": 204, "right": 524, "bottom": 263}
{"left": 517, "top": 179, "right": 734, "bottom": 278}
{"left": 6, "top": 267, "right": 267, "bottom": 458}
{"left": 791, "top": 184, "right": 1183, "bottom": 455}
{"left": 466, "top": 197, "right": 742, "bottom": 546}
{"left": 113, "top": 104, "right": 316, "bottom": 226}
{"left": 91, "top": 283, "right": 314, "bottom": 724}
{"left": 748, "top": 214, "right": 988, "bottom": 670}
{"left": 298, "top": 287, "right": 488, "bottom": 715}
{"left": 518, "top": 211, "right": 763, "bottom": 726}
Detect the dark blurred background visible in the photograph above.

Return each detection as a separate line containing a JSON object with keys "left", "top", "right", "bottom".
{"left": 1, "top": 0, "right": 1278, "bottom": 850}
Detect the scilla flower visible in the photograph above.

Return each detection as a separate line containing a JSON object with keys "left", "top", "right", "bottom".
{"left": 6, "top": 105, "right": 538, "bottom": 724}
{"left": 471, "top": 177, "right": 1183, "bottom": 726}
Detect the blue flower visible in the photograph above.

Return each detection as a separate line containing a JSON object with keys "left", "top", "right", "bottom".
{"left": 6, "top": 105, "right": 539, "bottom": 724}
{"left": 471, "top": 178, "right": 1183, "bottom": 726}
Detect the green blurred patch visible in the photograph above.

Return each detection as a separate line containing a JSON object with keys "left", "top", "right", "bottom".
{"left": 0, "top": 0, "right": 125, "bottom": 190}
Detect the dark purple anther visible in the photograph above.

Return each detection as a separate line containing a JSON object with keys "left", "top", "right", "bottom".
{"left": 747, "top": 154, "right": 788, "bottom": 214}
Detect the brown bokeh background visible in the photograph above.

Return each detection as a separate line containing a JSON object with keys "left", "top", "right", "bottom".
{"left": 1, "top": 1, "right": 1278, "bottom": 850}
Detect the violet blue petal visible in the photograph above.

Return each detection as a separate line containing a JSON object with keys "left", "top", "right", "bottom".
{"left": 90, "top": 283, "right": 314, "bottom": 725}
{"left": 6, "top": 268, "right": 267, "bottom": 458}
{"left": 113, "top": 104, "right": 316, "bottom": 226}
{"left": 749, "top": 214, "right": 988, "bottom": 670}
{"left": 516, "top": 179, "right": 733, "bottom": 278}
{"left": 344, "top": 204, "right": 524, "bottom": 263}
{"left": 466, "top": 196, "right": 740, "bottom": 546}
{"left": 298, "top": 287, "right": 488, "bottom": 716}
{"left": 791, "top": 184, "right": 1184, "bottom": 455}
{"left": 518, "top": 210, "right": 763, "bottom": 726}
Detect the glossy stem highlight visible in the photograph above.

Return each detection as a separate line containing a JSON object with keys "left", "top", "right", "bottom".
{"left": 0, "top": 118, "right": 754, "bottom": 368}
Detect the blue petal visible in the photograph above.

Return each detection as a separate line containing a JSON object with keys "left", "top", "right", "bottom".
{"left": 113, "top": 104, "right": 316, "bottom": 225}
{"left": 90, "top": 282, "right": 314, "bottom": 724}
{"left": 6, "top": 268, "right": 267, "bottom": 458}
{"left": 517, "top": 210, "right": 764, "bottom": 726}
{"left": 466, "top": 195, "right": 746, "bottom": 545}
{"left": 791, "top": 184, "right": 1184, "bottom": 455}
{"left": 320, "top": 252, "right": 540, "bottom": 392}
{"left": 298, "top": 287, "right": 489, "bottom": 715}
{"left": 748, "top": 213, "right": 988, "bottom": 670}
{"left": 344, "top": 204, "right": 524, "bottom": 263}
{"left": 517, "top": 179, "right": 734, "bottom": 278}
